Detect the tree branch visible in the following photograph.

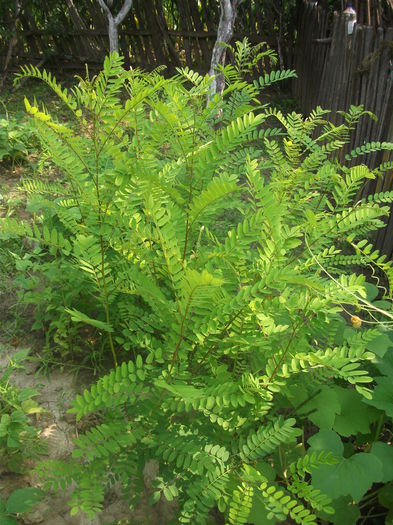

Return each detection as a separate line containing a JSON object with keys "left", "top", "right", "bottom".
{"left": 97, "top": 0, "right": 112, "bottom": 18}
{"left": 114, "top": 0, "right": 133, "bottom": 26}
{"left": 96, "top": 0, "right": 133, "bottom": 54}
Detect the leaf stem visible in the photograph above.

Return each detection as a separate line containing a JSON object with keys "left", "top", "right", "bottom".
{"left": 93, "top": 109, "right": 117, "bottom": 367}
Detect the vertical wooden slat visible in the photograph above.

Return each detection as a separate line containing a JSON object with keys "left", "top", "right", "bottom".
{"left": 372, "top": 27, "right": 393, "bottom": 169}
{"left": 142, "top": 0, "right": 166, "bottom": 67}
{"left": 177, "top": 0, "right": 193, "bottom": 67}
{"left": 155, "top": 0, "right": 180, "bottom": 72}
{"left": 356, "top": 27, "right": 374, "bottom": 154}
{"left": 200, "top": 0, "right": 215, "bottom": 32}
{"left": 364, "top": 27, "right": 383, "bottom": 167}
{"left": 319, "top": 13, "right": 341, "bottom": 111}
{"left": 128, "top": 8, "right": 147, "bottom": 67}
{"left": 342, "top": 25, "right": 362, "bottom": 160}
{"left": 133, "top": 0, "right": 154, "bottom": 68}
{"left": 353, "top": 27, "right": 367, "bottom": 149}
{"left": 85, "top": 0, "right": 109, "bottom": 59}
{"left": 188, "top": 0, "right": 210, "bottom": 68}
{"left": 294, "top": 2, "right": 309, "bottom": 108}
{"left": 253, "top": 0, "right": 264, "bottom": 38}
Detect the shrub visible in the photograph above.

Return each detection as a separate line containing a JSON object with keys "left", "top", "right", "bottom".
{"left": 2, "top": 53, "right": 393, "bottom": 524}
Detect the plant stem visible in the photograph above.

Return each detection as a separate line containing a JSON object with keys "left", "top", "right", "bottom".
{"left": 182, "top": 102, "right": 197, "bottom": 261}
{"left": 364, "top": 413, "right": 385, "bottom": 453}
{"left": 100, "top": 233, "right": 118, "bottom": 368}
{"left": 93, "top": 108, "right": 117, "bottom": 368}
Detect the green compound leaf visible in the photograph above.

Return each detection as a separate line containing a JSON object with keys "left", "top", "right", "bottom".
{"left": 65, "top": 308, "right": 114, "bottom": 332}
{"left": 248, "top": 494, "right": 276, "bottom": 525}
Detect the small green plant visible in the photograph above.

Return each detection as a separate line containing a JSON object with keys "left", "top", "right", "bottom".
{"left": 0, "top": 348, "right": 45, "bottom": 472}
{"left": 2, "top": 53, "right": 393, "bottom": 524}
{"left": 222, "top": 37, "right": 278, "bottom": 77}
{"left": 0, "top": 487, "right": 45, "bottom": 525}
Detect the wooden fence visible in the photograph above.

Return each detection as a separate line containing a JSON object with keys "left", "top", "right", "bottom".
{"left": 293, "top": 0, "right": 393, "bottom": 256}
{"left": 0, "top": 0, "right": 278, "bottom": 74}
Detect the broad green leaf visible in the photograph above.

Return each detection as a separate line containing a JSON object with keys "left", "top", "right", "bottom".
{"left": 332, "top": 389, "right": 379, "bottom": 436}
{"left": 308, "top": 429, "right": 343, "bottom": 456}
{"left": 373, "top": 300, "right": 393, "bottom": 310}
{"left": 379, "top": 483, "right": 393, "bottom": 510}
{"left": 255, "top": 461, "right": 275, "bottom": 482}
{"left": 311, "top": 452, "right": 382, "bottom": 501}
{"left": 297, "top": 386, "right": 341, "bottom": 428}
{"left": 370, "top": 442, "right": 393, "bottom": 482}
{"left": 11, "top": 348, "right": 31, "bottom": 363}
{"left": 6, "top": 488, "right": 45, "bottom": 515}
{"left": 367, "top": 333, "right": 393, "bottom": 357}
{"left": 365, "top": 377, "right": 393, "bottom": 417}
{"left": 17, "top": 388, "right": 39, "bottom": 402}
{"left": 322, "top": 496, "right": 360, "bottom": 525}
{"left": 375, "top": 350, "right": 393, "bottom": 378}
{"left": 364, "top": 282, "right": 378, "bottom": 301}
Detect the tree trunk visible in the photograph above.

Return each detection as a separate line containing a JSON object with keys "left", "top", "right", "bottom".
{"left": 108, "top": 16, "right": 119, "bottom": 53}
{"left": 207, "top": 0, "right": 240, "bottom": 104}
{"left": 97, "top": 0, "right": 133, "bottom": 55}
